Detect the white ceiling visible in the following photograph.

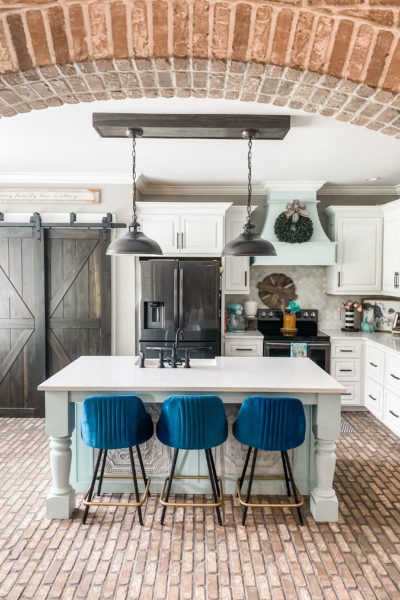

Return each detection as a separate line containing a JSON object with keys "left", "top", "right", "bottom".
{"left": 0, "top": 97, "right": 400, "bottom": 190}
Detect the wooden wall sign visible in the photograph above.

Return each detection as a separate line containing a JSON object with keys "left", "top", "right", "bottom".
{"left": 0, "top": 188, "right": 100, "bottom": 204}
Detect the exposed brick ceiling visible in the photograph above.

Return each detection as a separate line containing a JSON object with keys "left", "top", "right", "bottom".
{"left": 0, "top": 1, "right": 400, "bottom": 139}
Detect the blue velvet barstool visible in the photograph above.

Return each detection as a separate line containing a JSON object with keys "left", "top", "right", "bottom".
{"left": 81, "top": 395, "right": 153, "bottom": 525}
{"left": 233, "top": 396, "right": 306, "bottom": 526}
{"left": 156, "top": 395, "right": 228, "bottom": 525}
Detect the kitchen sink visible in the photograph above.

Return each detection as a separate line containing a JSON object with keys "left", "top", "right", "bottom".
{"left": 134, "top": 357, "right": 217, "bottom": 368}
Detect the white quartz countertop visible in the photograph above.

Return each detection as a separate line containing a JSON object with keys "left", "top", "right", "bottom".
{"left": 322, "top": 329, "right": 400, "bottom": 353}
{"left": 224, "top": 330, "right": 264, "bottom": 339}
{"left": 38, "top": 356, "right": 345, "bottom": 394}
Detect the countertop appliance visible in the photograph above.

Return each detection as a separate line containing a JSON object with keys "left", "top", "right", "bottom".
{"left": 226, "top": 303, "right": 247, "bottom": 333}
{"left": 139, "top": 259, "right": 221, "bottom": 358}
{"left": 257, "top": 308, "right": 331, "bottom": 372}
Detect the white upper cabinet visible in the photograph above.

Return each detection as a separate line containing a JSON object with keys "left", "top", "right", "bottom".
{"left": 382, "top": 201, "right": 400, "bottom": 297}
{"left": 139, "top": 212, "right": 180, "bottom": 254}
{"left": 223, "top": 206, "right": 251, "bottom": 294}
{"left": 326, "top": 206, "right": 383, "bottom": 294}
{"left": 136, "top": 202, "right": 232, "bottom": 256}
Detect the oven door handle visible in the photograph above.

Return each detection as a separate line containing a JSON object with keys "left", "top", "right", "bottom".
{"left": 264, "top": 342, "right": 330, "bottom": 348}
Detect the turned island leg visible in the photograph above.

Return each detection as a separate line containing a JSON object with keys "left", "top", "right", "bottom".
{"left": 310, "top": 393, "right": 341, "bottom": 522}
{"left": 45, "top": 392, "right": 76, "bottom": 519}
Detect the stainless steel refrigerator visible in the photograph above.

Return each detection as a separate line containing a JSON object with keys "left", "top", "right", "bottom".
{"left": 139, "top": 258, "right": 221, "bottom": 358}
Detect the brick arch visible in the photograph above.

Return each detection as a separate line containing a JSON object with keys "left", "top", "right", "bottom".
{"left": 1, "top": 1, "right": 400, "bottom": 138}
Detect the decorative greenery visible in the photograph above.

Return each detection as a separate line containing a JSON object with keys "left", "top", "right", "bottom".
{"left": 289, "top": 301, "right": 301, "bottom": 315}
{"left": 274, "top": 212, "right": 313, "bottom": 243}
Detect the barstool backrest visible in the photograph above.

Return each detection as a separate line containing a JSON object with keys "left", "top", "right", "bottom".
{"left": 233, "top": 396, "right": 306, "bottom": 451}
{"left": 81, "top": 395, "right": 153, "bottom": 450}
{"left": 157, "top": 395, "right": 228, "bottom": 450}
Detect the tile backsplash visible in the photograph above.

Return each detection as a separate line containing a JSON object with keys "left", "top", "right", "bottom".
{"left": 225, "top": 265, "right": 362, "bottom": 331}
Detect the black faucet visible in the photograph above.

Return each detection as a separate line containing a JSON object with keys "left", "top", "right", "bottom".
{"left": 139, "top": 351, "right": 145, "bottom": 368}
{"left": 170, "top": 328, "right": 184, "bottom": 368}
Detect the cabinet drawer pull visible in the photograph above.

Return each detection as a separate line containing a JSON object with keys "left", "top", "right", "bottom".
{"left": 340, "top": 349, "right": 353, "bottom": 353}
{"left": 390, "top": 373, "right": 400, "bottom": 380}
{"left": 337, "top": 271, "right": 341, "bottom": 287}
{"left": 369, "top": 362, "right": 378, "bottom": 368}
{"left": 339, "top": 369, "right": 353, "bottom": 372}
{"left": 389, "top": 410, "right": 399, "bottom": 419}
{"left": 342, "top": 392, "right": 352, "bottom": 396}
{"left": 368, "top": 394, "right": 377, "bottom": 401}
{"left": 176, "top": 232, "right": 180, "bottom": 249}
{"left": 234, "top": 348, "right": 254, "bottom": 351}
{"left": 244, "top": 271, "right": 248, "bottom": 287}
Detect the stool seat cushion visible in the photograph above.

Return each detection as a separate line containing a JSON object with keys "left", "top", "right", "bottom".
{"left": 233, "top": 396, "right": 306, "bottom": 451}
{"left": 156, "top": 395, "right": 228, "bottom": 450}
{"left": 81, "top": 395, "right": 153, "bottom": 450}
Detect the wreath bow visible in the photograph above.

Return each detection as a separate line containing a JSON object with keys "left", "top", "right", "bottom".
{"left": 285, "top": 200, "right": 309, "bottom": 224}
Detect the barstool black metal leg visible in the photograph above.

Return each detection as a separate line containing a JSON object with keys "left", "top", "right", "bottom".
{"left": 97, "top": 449, "right": 108, "bottom": 496}
{"left": 205, "top": 449, "right": 222, "bottom": 526}
{"left": 208, "top": 449, "right": 220, "bottom": 496}
{"left": 242, "top": 448, "right": 258, "bottom": 526}
{"left": 284, "top": 451, "right": 304, "bottom": 526}
{"left": 281, "top": 451, "right": 291, "bottom": 498}
{"left": 83, "top": 449, "right": 103, "bottom": 524}
{"left": 238, "top": 447, "right": 252, "bottom": 494}
{"left": 161, "top": 448, "right": 179, "bottom": 525}
{"left": 136, "top": 445, "right": 150, "bottom": 497}
{"left": 129, "top": 446, "right": 143, "bottom": 526}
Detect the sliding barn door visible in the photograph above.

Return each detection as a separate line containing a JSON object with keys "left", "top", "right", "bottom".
{"left": 0, "top": 228, "right": 46, "bottom": 417}
{"left": 46, "top": 229, "right": 111, "bottom": 377}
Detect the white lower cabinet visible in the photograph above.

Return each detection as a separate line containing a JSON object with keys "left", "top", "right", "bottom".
{"left": 339, "top": 382, "right": 361, "bottom": 407}
{"left": 365, "top": 377, "right": 383, "bottom": 419}
{"left": 363, "top": 342, "right": 400, "bottom": 437}
{"left": 331, "top": 340, "right": 363, "bottom": 407}
{"left": 383, "top": 390, "right": 400, "bottom": 437}
{"left": 224, "top": 332, "right": 263, "bottom": 357}
{"left": 224, "top": 339, "right": 263, "bottom": 357}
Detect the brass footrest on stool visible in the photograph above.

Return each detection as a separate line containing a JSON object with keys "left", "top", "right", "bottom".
{"left": 237, "top": 475, "right": 303, "bottom": 508}
{"left": 159, "top": 475, "right": 224, "bottom": 508}
{"left": 83, "top": 474, "right": 151, "bottom": 507}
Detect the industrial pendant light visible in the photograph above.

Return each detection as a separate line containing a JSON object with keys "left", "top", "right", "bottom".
{"left": 222, "top": 130, "right": 277, "bottom": 257}
{"left": 106, "top": 128, "right": 162, "bottom": 256}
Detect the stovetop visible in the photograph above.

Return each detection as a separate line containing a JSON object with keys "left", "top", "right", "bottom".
{"left": 256, "top": 308, "right": 330, "bottom": 343}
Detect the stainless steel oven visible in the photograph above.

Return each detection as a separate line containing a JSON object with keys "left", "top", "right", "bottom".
{"left": 264, "top": 340, "right": 331, "bottom": 373}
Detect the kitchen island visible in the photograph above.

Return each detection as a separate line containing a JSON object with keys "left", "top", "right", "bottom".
{"left": 39, "top": 356, "right": 345, "bottom": 522}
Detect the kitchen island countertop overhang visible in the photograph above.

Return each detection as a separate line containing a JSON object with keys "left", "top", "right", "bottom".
{"left": 40, "top": 356, "right": 345, "bottom": 523}
{"left": 38, "top": 355, "right": 345, "bottom": 395}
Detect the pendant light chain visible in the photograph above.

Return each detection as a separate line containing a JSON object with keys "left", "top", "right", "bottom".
{"left": 247, "top": 135, "right": 253, "bottom": 224}
{"left": 131, "top": 134, "right": 137, "bottom": 223}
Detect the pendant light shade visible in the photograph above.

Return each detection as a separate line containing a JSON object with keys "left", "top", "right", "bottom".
{"left": 222, "top": 222, "right": 276, "bottom": 257}
{"left": 106, "top": 221, "right": 163, "bottom": 256}
{"left": 222, "top": 130, "right": 276, "bottom": 258}
{"left": 106, "top": 128, "right": 163, "bottom": 256}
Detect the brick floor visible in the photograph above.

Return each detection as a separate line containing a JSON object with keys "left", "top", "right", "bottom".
{"left": 0, "top": 412, "right": 400, "bottom": 599}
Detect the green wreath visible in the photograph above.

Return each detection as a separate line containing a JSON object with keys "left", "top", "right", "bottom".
{"left": 274, "top": 212, "right": 313, "bottom": 244}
